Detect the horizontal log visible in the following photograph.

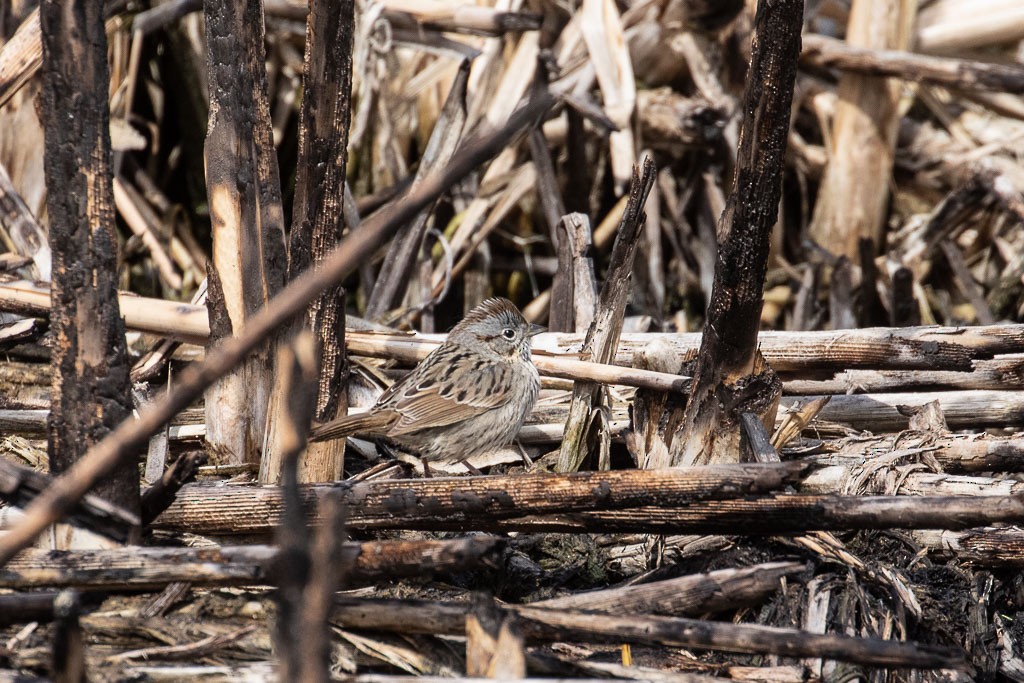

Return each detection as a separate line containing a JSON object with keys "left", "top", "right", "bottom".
{"left": 0, "top": 284, "right": 690, "bottom": 395}
{"left": 134, "top": 392, "right": 1022, "bottom": 452}
{"left": 802, "top": 464, "right": 1019, "bottom": 497}
{"left": 782, "top": 356, "right": 1024, "bottom": 394}
{"left": 519, "top": 419, "right": 630, "bottom": 444}
{"left": 800, "top": 458, "right": 1024, "bottom": 497}
{"left": 801, "top": 390, "right": 1024, "bottom": 431}
{"left": 4, "top": 281, "right": 1019, "bottom": 374}
{"left": 804, "top": 435, "right": 1024, "bottom": 474}
{"left": 151, "top": 473, "right": 1024, "bottom": 536}
{"left": 914, "top": 527, "right": 1024, "bottom": 566}
{"left": 920, "top": 436, "right": 1024, "bottom": 472}
{"left": 531, "top": 353, "right": 690, "bottom": 392}
{"left": 0, "top": 536, "right": 504, "bottom": 590}
{"left": 372, "top": 383, "right": 1024, "bottom": 435}
{"left": 5, "top": 391, "right": 1023, "bottom": 454}
{"left": 558, "top": 495, "right": 1024, "bottom": 535}
{"left": 160, "top": 666, "right": 803, "bottom": 683}
{"left": 357, "top": 324, "right": 1024, "bottom": 372}
{"left": 330, "top": 598, "right": 963, "bottom": 668}
{"left": 151, "top": 464, "right": 808, "bottom": 534}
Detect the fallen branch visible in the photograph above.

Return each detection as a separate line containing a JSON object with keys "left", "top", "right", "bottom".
{"left": 0, "top": 536, "right": 505, "bottom": 590}
{"left": 801, "top": 460, "right": 1024, "bottom": 498}
{"left": 513, "top": 606, "right": 962, "bottom": 669}
{"left": 104, "top": 624, "right": 258, "bottom": 664}
{"left": 0, "top": 590, "right": 62, "bottom": 625}
{"left": 330, "top": 597, "right": 964, "bottom": 669}
{"left": 0, "top": 458, "right": 138, "bottom": 542}
{"left": 533, "top": 560, "right": 806, "bottom": 615}
{"left": 0, "top": 280, "right": 208, "bottom": 344}
{"left": 0, "top": 282, "right": 691, "bottom": 395}
{"left": 802, "top": 33, "right": 1024, "bottom": 94}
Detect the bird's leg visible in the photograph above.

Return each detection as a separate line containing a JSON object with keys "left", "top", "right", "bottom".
{"left": 462, "top": 460, "right": 484, "bottom": 476}
{"left": 514, "top": 439, "right": 533, "bottom": 467}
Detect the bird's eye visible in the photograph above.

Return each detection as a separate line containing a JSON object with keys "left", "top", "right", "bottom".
{"left": 502, "top": 328, "right": 516, "bottom": 340}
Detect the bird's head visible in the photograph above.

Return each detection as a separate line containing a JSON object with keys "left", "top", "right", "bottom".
{"left": 449, "top": 297, "right": 543, "bottom": 361}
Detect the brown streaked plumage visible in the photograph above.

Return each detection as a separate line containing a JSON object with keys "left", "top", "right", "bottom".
{"left": 310, "top": 298, "right": 541, "bottom": 465}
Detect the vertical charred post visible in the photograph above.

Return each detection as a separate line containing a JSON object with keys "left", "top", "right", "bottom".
{"left": 671, "top": 0, "right": 803, "bottom": 467}
{"left": 40, "top": 0, "right": 136, "bottom": 512}
{"left": 262, "top": 0, "right": 355, "bottom": 484}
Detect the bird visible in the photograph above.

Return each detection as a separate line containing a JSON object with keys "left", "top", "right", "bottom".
{"left": 310, "top": 297, "right": 542, "bottom": 472}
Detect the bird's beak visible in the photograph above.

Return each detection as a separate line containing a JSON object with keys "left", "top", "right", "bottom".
{"left": 528, "top": 324, "right": 546, "bottom": 337}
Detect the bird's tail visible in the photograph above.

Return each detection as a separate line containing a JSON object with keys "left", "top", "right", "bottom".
{"left": 309, "top": 410, "right": 395, "bottom": 442}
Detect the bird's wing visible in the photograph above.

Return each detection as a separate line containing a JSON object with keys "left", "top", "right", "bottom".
{"left": 311, "top": 345, "right": 512, "bottom": 442}
{"left": 386, "top": 358, "right": 512, "bottom": 436}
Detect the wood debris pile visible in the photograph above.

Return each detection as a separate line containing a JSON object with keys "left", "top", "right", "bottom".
{"left": 0, "top": 0, "right": 1023, "bottom": 680}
